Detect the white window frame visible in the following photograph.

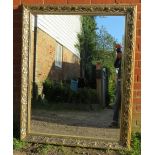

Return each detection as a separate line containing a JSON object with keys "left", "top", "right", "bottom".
{"left": 55, "top": 42, "right": 63, "bottom": 68}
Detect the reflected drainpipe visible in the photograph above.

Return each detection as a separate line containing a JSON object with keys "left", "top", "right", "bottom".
{"left": 33, "top": 15, "right": 38, "bottom": 100}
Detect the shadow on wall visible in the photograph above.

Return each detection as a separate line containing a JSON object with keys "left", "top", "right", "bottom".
{"left": 49, "top": 60, "right": 80, "bottom": 81}
{"left": 33, "top": 60, "right": 80, "bottom": 98}
{"left": 36, "top": 60, "right": 80, "bottom": 85}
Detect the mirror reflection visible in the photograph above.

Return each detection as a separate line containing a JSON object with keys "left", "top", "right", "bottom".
{"left": 30, "top": 15, "right": 125, "bottom": 141}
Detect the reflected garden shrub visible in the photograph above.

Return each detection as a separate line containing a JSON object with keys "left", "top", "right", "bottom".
{"left": 43, "top": 78, "right": 98, "bottom": 105}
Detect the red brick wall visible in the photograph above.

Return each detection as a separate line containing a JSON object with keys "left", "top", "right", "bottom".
{"left": 13, "top": 0, "right": 141, "bottom": 132}
{"left": 13, "top": 5, "right": 23, "bottom": 132}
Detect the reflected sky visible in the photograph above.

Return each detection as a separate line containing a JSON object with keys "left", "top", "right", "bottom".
{"left": 95, "top": 16, "right": 125, "bottom": 44}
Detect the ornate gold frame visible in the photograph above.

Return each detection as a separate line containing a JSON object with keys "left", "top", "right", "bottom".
{"left": 20, "top": 4, "right": 137, "bottom": 149}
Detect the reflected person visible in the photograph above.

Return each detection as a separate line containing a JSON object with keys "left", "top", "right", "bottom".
{"left": 109, "top": 44, "right": 122, "bottom": 128}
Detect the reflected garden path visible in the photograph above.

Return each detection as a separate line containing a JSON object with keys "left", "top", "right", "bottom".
{"left": 31, "top": 108, "right": 120, "bottom": 141}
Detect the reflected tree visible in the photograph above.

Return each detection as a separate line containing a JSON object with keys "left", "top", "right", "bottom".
{"left": 75, "top": 16, "right": 97, "bottom": 81}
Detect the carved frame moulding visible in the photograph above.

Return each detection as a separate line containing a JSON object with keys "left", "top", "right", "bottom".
{"left": 20, "top": 4, "right": 137, "bottom": 149}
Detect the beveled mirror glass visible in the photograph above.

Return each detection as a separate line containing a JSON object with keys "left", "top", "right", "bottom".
{"left": 20, "top": 4, "right": 137, "bottom": 149}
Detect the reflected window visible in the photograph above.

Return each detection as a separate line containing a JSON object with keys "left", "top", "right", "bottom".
{"left": 55, "top": 42, "right": 62, "bottom": 68}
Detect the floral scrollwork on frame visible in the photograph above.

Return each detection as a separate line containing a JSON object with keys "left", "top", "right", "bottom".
{"left": 20, "top": 4, "right": 137, "bottom": 149}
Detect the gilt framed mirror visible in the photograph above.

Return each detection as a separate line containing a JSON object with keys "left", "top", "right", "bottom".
{"left": 20, "top": 4, "right": 137, "bottom": 149}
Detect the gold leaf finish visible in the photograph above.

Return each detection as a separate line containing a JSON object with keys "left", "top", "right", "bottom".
{"left": 20, "top": 4, "right": 137, "bottom": 149}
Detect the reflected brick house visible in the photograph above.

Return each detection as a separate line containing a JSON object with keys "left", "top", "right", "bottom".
{"left": 30, "top": 15, "right": 81, "bottom": 94}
